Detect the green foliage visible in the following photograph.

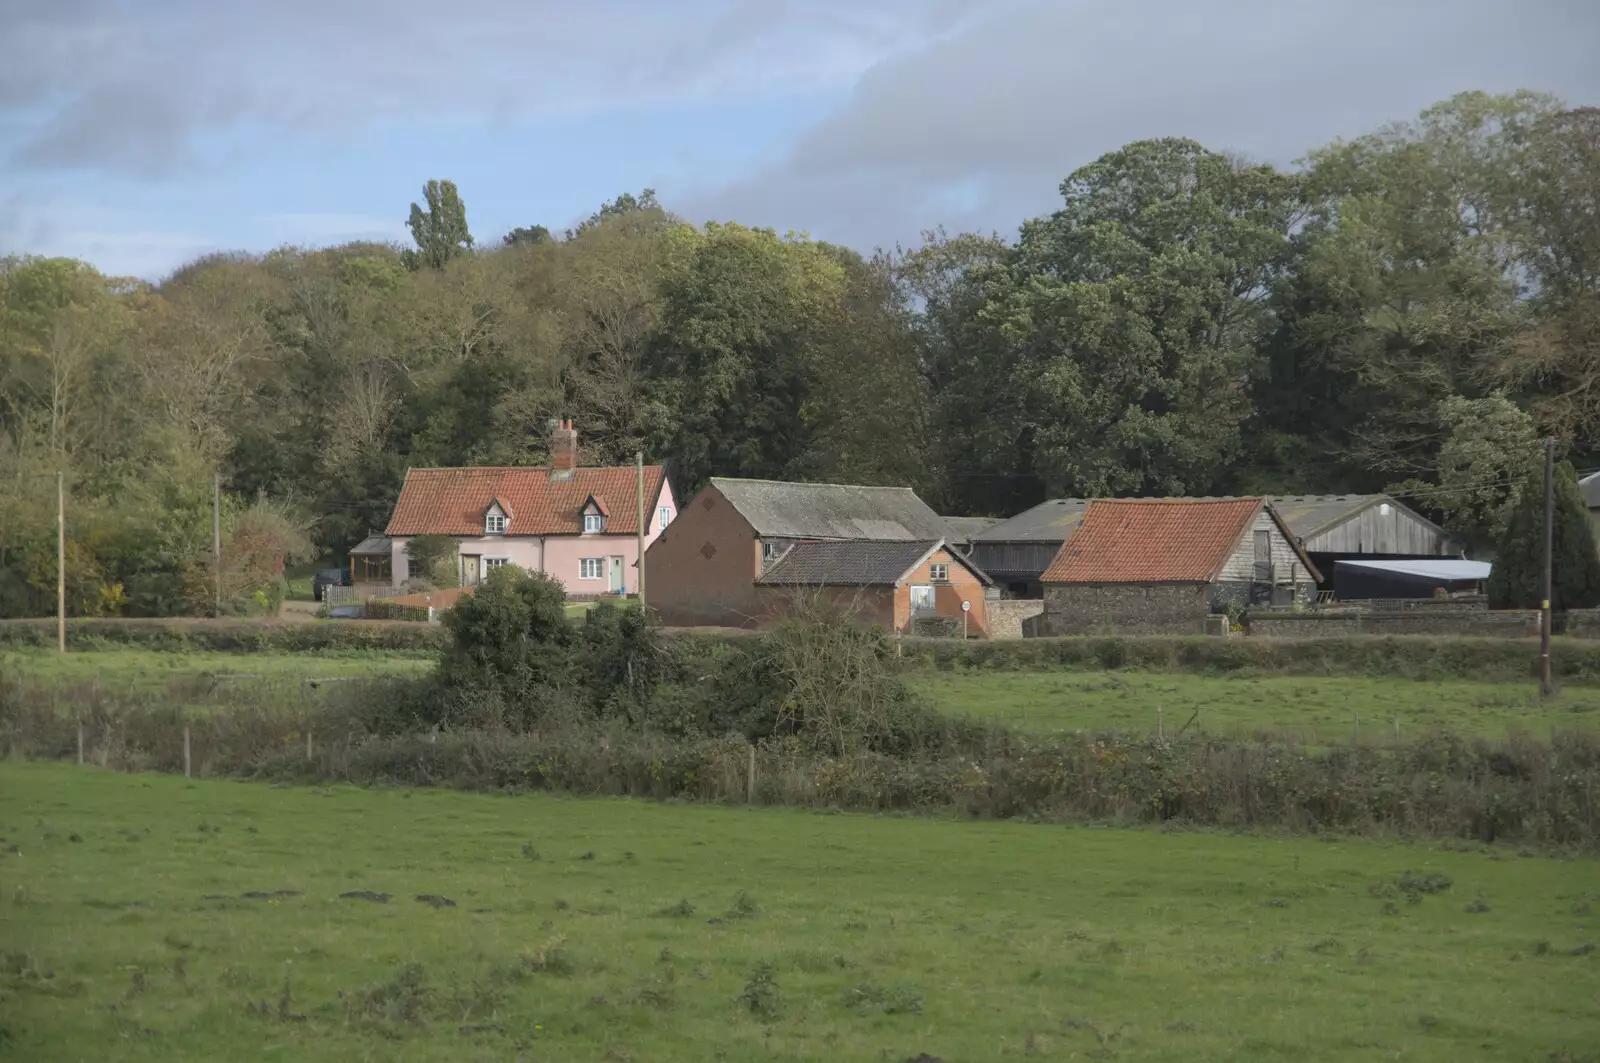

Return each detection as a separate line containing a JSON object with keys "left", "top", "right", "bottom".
{"left": 403, "top": 179, "right": 473, "bottom": 270}
{"left": 1488, "top": 461, "right": 1600, "bottom": 610}
{"left": 438, "top": 566, "right": 575, "bottom": 710}
{"left": 577, "top": 601, "right": 668, "bottom": 718}
{"left": 403, "top": 534, "right": 460, "bottom": 588}
{"left": 501, "top": 224, "right": 551, "bottom": 247}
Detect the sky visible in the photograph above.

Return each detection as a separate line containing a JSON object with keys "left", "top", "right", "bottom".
{"left": 2, "top": 0, "right": 1598, "bottom": 280}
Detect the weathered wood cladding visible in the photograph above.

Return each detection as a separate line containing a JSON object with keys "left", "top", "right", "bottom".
{"left": 968, "top": 541, "right": 1059, "bottom": 580}
{"left": 1297, "top": 503, "right": 1454, "bottom": 555}
{"left": 1217, "top": 510, "right": 1306, "bottom": 583}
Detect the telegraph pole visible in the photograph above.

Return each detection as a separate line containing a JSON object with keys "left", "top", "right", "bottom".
{"left": 635, "top": 450, "right": 646, "bottom": 608}
{"left": 213, "top": 470, "right": 223, "bottom": 618}
{"left": 1540, "top": 437, "right": 1555, "bottom": 697}
{"left": 56, "top": 470, "right": 65, "bottom": 654}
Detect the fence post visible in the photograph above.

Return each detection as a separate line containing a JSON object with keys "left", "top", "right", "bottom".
{"left": 183, "top": 725, "right": 192, "bottom": 779}
{"left": 77, "top": 720, "right": 84, "bottom": 766}
{"left": 306, "top": 730, "right": 313, "bottom": 762}
{"left": 746, "top": 743, "right": 757, "bottom": 805}
{"left": 1157, "top": 706, "right": 1163, "bottom": 740}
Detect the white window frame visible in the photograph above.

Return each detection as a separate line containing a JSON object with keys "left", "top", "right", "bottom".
{"left": 484, "top": 557, "right": 509, "bottom": 570}
{"left": 658, "top": 506, "right": 671, "bottom": 531}
{"left": 579, "top": 557, "right": 604, "bottom": 580}
{"left": 930, "top": 563, "right": 949, "bottom": 582}
{"left": 762, "top": 541, "right": 786, "bottom": 563}
{"left": 583, "top": 512, "right": 605, "bottom": 534}
{"left": 485, "top": 512, "right": 507, "bottom": 535}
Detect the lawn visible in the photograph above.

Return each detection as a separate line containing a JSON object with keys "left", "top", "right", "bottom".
{"left": 0, "top": 647, "right": 431, "bottom": 689}
{"left": 1, "top": 764, "right": 1596, "bottom": 1062}
{"left": 913, "top": 670, "right": 1600, "bottom": 742}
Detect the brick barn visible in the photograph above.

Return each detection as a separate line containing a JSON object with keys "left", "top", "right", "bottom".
{"left": 643, "top": 477, "right": 957, "bottom": 628}
{"left": 1040, "top": 498, "right": 1320, "bottom": 636}
{"left": 754, "top": 539, "right": 993, "bottom": 636}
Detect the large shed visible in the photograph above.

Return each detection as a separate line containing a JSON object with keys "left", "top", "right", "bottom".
{"left": 1268, "top": 495, "right": 1459, "bottom": 587}
{"left": 644, "top": 477, "right": 953, "bottom": 628}
{"left": 967, "top": 499, "right": 1089, "bottom": 597}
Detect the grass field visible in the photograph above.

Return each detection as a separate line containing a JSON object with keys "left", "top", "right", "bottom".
{"left": 913, "top": 671, "right": 1600, "bottom": 741}
{"left": 1, "top": 764, "right": 1596, "bottom": 1062}
{"left": 1, "top": 647, "right": 431, "bottom": 688}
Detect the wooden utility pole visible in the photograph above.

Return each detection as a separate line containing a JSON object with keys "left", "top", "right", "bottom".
{"left": 1540, "top": 437, "right": 1555, "bottom": 697}
{"left": 635, "top": 450, "right": 646, "bottom": 608}
{"left": 213, "top": 470, "right": 223, "bottom": 618}
{"left": 56, "top": 470, "right": 65, "bottom": 654}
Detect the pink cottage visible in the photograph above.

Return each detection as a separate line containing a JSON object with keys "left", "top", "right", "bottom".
{"left": 381, "top": 420, "right": 675, "bottom": 597}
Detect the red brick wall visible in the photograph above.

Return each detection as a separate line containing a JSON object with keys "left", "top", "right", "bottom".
{"left": 896, "top": 547, "right": 988, "bottom": 636}
{"left": 643, "top": 485, "right": 763, "bottom": 627}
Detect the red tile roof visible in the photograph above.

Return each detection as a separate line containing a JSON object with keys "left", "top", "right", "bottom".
{"left": 1041, "top": 498, "right": 1264, "bottom": 584}
{"left": 385, "top": 466, "right": 667, "bottom": 536}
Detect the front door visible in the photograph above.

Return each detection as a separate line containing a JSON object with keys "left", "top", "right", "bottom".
{"left": 609, "top": 556, "right": 625, "bottom": 594}
{"left": 910, "top": 584, "right": 935, "bottom": 618}
{"left": 461, "top": 555, "right": 481, "bottom": 586}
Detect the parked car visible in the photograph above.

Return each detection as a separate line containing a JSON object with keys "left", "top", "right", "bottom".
{"left": 312, "top": 568, "right": 348, "bottom": 601}
{"left": 326, "top": 604, "right": 364, "bottom": 619}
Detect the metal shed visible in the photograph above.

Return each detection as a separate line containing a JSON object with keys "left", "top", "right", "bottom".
{"left": 1333, "top": 558, "right": 1491, "bottom": 600}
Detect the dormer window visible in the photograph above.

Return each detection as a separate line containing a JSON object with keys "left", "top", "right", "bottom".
{"left": 581, "top": 494, "right": 609, "bottom": 534}
{"left": 485, "top": 504, "right": 508, "bottom": 535}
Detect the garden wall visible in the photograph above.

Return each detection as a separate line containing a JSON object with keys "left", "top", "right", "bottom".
{"left": 1246, "top": 610, "right": 1541, "bottom": 639}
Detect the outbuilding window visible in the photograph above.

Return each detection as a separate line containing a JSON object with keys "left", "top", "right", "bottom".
{"left": 930, "top": 563, "right": 949, "bottom": 582}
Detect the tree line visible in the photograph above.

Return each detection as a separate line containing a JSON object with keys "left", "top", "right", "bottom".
{"left": 1, "top": 90, "right": 1596, "bottom": 617}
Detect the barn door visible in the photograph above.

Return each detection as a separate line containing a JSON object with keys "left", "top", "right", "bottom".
{"left": 909, "top": 585, "right": 935, "bottom": 618}
{"left": 1252, "top": 530, "right": 1272, "bottom": 582}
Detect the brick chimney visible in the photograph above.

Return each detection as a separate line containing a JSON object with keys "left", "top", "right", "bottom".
{"left": 549, "top": 418, "right": 578, "bottom": 480}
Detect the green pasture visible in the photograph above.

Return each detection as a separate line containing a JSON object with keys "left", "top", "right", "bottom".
{"left": 912, "top": 670, "right": 1600, "bottom": 742}
{"left": 1, "top": 764, "right": 1595, "bottom": 1062}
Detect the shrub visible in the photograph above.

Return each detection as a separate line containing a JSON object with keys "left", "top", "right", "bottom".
{"left": 439, "top": 566, "right": 574, "bottom": 697}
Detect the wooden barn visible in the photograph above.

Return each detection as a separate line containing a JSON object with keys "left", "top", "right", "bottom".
{"left": 1268, "top": 495, "right": 1461, "bottom": 589}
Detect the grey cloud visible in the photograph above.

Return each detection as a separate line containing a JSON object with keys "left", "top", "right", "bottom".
{"left": 683, "top": 0, "right": 1600, "bottom": 249}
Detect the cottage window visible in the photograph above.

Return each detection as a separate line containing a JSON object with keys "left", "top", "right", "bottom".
{"left": 658, "top": 506, "right": 671, "bottom": 531}
{"left": 579, "top": 557, "right": 604, "bottom": 580}
{"left": 484, "top": 558, "right": 508, "bottom": 570}
{"left": 930, "top": 563, "right": 949, "bottom": 583}
{"left": 583, "top": 513, "right": 605, "bottom": 534}
{"left": 486, "top": 512, "right": 508, "bottom": 535}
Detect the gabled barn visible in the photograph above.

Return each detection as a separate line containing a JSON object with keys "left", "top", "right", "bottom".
{"left": 1040, "top": 498, "right": 1320, "bottom": 635}
{"left": 644, "top": 477, "right": 954, "bottom": 628}
{"left": 1268, "top": 495, "right": 1460, "bottom": 588}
